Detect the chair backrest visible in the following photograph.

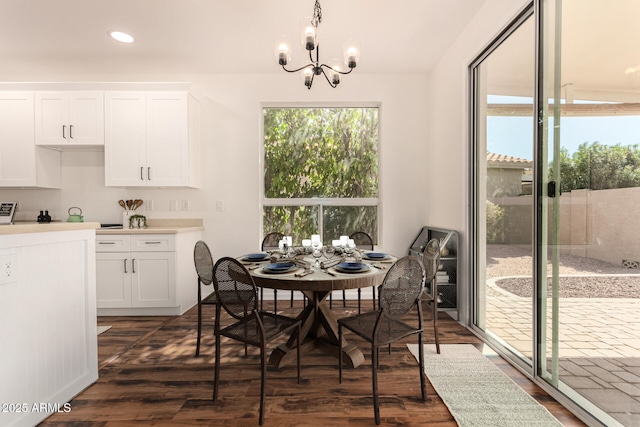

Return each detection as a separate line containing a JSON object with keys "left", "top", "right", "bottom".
{"left": 212, "top": 257, "right": 258, "bottom": 320}
{"left": 378, "top": 255, "right": 424, "bottom": 319}
{"left": 194, "top": 240, "right": 213, "bottom": 286}
{"left": 261, "top": 231, "right": 283, "bottom": 251}
{"left": 423, "top": 238, "right": 441, "bottom": 286}
{"left": 349, "top": 231, "right": 374, "bottom": 250}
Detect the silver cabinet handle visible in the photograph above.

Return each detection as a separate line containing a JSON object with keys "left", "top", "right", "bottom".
{"left": 147, "top": 167, "right": 151, "bottom": 181}
{"left": 144, "top": 241, "right": 162, "bottom": 245}
{"left": 140, "top": 167, "right": 144, "bottom": 180}
{"left": 69, "top": 124, "right": 74, "bottom": 139}
{"left": 132, "top": 259, "right": 136, "bottom": 273}
{"left": 124, "top": 259, "right": 128, "bottom": 273}
{"left": 63, "top": 125, "right": 67, "bottom": 139}
{"left": 99, "top": 241, "right": 115, "bottom": 245}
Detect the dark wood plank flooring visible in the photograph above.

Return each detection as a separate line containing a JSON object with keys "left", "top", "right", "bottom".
{"left": 40, "top": 301, "right": 586, "bottom": 426}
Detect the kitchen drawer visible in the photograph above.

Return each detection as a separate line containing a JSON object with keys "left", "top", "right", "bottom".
{"left": 130, "top": 235, "right": 175, "bottom": 252}
{"left": 96, "top": 235, "right": 130, "bottom": 252}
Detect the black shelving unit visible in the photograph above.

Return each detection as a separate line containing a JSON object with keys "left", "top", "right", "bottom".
{"left": 408, "top": 226, "right": 459, "bottom": 313}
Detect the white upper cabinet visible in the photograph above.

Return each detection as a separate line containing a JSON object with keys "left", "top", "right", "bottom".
{"left": 0, "top": 92, "right": 60, "bottom": 188}
{"left": 35, "top": 91, "right": 104, "bottom": 146}
{"left": 105, "top": 91, "right": 200, "bottom": 187}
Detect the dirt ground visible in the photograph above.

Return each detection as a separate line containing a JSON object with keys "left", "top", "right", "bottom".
{"left": 486, "top": 244, "right": 640, "bottom": 298}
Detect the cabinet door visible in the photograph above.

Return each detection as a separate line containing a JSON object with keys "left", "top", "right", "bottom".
{"left": 68, "top": 92, "right": 104, "bottom": 145}
{"left": 35, "top": 92, "right": 67, "bottom": 145}
{"left": 35, "top": 92, "right": 104, "bottom": 146}
{"left": 131, "top": 252, "right": 176, "bottom": 308}
{"left": 104, "top": 92, "right": 147, "bottom": 186}
{"left": 145, "top": 92, "right": 189, "bottom": 186}
{"left": 96, "top": 252, "right": 132, "bottom": 308}
{"left": 0, "top": 92, "right": 36, "bottom": 187}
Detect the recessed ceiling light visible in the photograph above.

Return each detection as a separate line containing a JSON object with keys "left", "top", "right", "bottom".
{"left": 109, "top": 31, "right": 135, "bottom": 43}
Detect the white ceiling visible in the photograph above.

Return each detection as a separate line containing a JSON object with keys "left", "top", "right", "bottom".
{"left": 0, "top": 0, "right": 487, "bottom": 75}
{"left": 485, "top": 0, "right": 640, "bottom": 100}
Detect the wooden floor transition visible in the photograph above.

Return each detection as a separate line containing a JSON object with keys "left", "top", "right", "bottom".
{"left": 40, "top": 300, "right": 586, "bottom": 426}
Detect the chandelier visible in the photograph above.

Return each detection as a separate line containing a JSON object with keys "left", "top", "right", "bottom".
{"left": 276, "top": 0, "right": 360, "bottom": 89}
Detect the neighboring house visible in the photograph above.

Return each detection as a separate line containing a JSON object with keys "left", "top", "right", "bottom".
{"left": 486, "top": 152, "right": 533, "bottom": 197}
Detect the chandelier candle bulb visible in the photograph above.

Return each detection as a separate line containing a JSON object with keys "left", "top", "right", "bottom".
{"left": 278, "top": 45, "right": 289, "bottom": 65}
{"left": 303, "top": 68, "right": 313, "bottom": 88}
{"left": 304, "top": 26, "right": 316, "bottom": 50}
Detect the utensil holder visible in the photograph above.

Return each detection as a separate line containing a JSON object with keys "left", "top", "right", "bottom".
{"left": 123, "top": 211, "right": 132, "bottom": 228}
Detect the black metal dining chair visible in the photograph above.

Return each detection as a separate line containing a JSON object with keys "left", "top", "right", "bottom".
{"left": 338, "top": 255, "right": 427, "bottom": 425}
{"left": 329, "top": 231, "right": 375, "bottom": 313}
{"left": 261, "top": 231, "right": 283, "bottom": 311}
{"left": 421, "top": 238, "right": 441, "bottom": 354}
{"left": 212, "top": 256, "right": 302, "bottom": 425}
{"left": 194, "top": 240, "right": 215, "bottom": 357}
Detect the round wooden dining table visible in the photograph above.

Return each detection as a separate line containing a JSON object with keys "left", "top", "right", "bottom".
{"left": 247, "top": 254, "right": 397, "bottom": 369}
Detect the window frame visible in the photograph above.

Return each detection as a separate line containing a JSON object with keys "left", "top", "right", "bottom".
{"left": 259, "top": 102, "right": 382, "bottom": 244}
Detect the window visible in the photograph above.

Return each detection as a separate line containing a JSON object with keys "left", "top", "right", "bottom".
{"left": 262, "top": 106, "right": 379, "bottom": 244}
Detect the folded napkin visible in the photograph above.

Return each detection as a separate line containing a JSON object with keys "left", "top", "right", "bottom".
{"left": 320, "top": 257, "right": 344, "bottom": 269}
{"left": 294, "top": 258, "right": 311, "bottom": 269}
{"left": 272, "top": 256, "right": 311, "bottom": 270}
{"left": 290, "top": 247, "right": 306, "bottom": 256}
{"left": 294, "top": 269, "right": 314, "bottom": 278}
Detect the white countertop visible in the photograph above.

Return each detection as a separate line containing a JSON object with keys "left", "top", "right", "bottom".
{"left": 97, "top": 218, "right": 204, "bottom": 235}
{"left": 97, "top": 226, "right": 204, "bottom": 235}
{"left": 0, "top": 222, "right": 100, "bottom": 235}
{"left": 1, "top": 218, "right": 204, "bottom": 235}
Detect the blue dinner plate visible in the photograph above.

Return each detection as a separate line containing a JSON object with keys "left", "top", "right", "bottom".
{"left": 243, "top": 253, "right": 269, "bottom": 261}
{"left": 262, "top": 262, "right": 296, "bottom": 273}
{"left": 335, "top": 262, "right": 369, "bottom": 273}
{"left": 363, "top": 252, "right": 388, "bottom": 260}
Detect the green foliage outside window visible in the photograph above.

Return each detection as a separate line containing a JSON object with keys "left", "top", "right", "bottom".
{"left": 263, "top": 107, "right": 379, "bottom": 243}
{"left": 551, "top": 142, "right": 640, "bottom": 192}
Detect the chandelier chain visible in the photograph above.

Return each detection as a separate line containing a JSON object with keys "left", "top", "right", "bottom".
{"left": 312, "top": 0, "right": 322, "bottom": 28}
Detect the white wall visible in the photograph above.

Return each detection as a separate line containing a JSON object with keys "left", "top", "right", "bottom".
{"left": 425, "top": 0, "right": 530, "bottom": 323}
{"left": 1, "top": 72, "right": 429, "bottom": 262}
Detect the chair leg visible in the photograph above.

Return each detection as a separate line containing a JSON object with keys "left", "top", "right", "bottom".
{"left": 372, "top": 343, "right": 381, "bottom": 425}
{"left": 357, "top": 288, "right": 361, "bottom": 313}
{"left": 418, "top": 331, "right": 427, "bottom": 401}
{"left": 290, "top": 290, "right": 295, "bottom": 308}
{"left": 273, "top": 289, "right": 278, "bottom": 313}
{"left": 372, "top": 287, "right": 376, "bottom": 310}
{"left": 296, "top": 323, "right": 301, "bottom": 384}
{"left": 260, "top": 287, "right": 264, "bottom": 311}
{"left": 433, "top": 299, "right": 440, "bottom": 354}
{"left": 329, "top": 292, "right": 333, "bottom": 309}
{"left": 343, "top": 289, "right": 347, "bottom": 307}
{"left": 213, "top": 332, "right": 221, "bottom": 401}
{"left": 259, "top": 344, "right": 266, "bottom": 425}
{"left": 196, "top": 300, "right": 202, "bottom": 357}
{"left": 338, "top": 324, "right": 343, "bottom": 383}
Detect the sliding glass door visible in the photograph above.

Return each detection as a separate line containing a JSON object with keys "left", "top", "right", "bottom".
{"left": 472, "top": 1, "right": 640, "bottom": 425}
{"left": 539, "top": 0, "right": 640, "bottom": 425}
{"left": 471, "top": 6, "right": 536, "bottom": 372}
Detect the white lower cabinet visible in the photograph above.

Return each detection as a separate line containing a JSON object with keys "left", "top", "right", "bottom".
{"left": 96, "top": 232, "right": 198, "bottom": 315}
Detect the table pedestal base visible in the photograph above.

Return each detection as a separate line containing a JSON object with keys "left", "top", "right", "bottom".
{"left": 268, "top": 290, "right": 365, "bottom": 369}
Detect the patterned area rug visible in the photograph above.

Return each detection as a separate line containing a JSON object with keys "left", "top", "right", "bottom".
{"left": 407, "top": 344, "right": 562, "bottom": 427}
{"left": 97, "top": 325, "right": 112, "bottom": 335}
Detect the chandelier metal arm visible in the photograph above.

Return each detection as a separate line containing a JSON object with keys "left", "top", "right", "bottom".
{"left": 319, "top": 64, "right": 354, "bottom": 75}
{"left": 281, "top": 64, "right": 314, "bottom": 74}
{"left": 319, "top": 68, "right": 338, "bottom": 89}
